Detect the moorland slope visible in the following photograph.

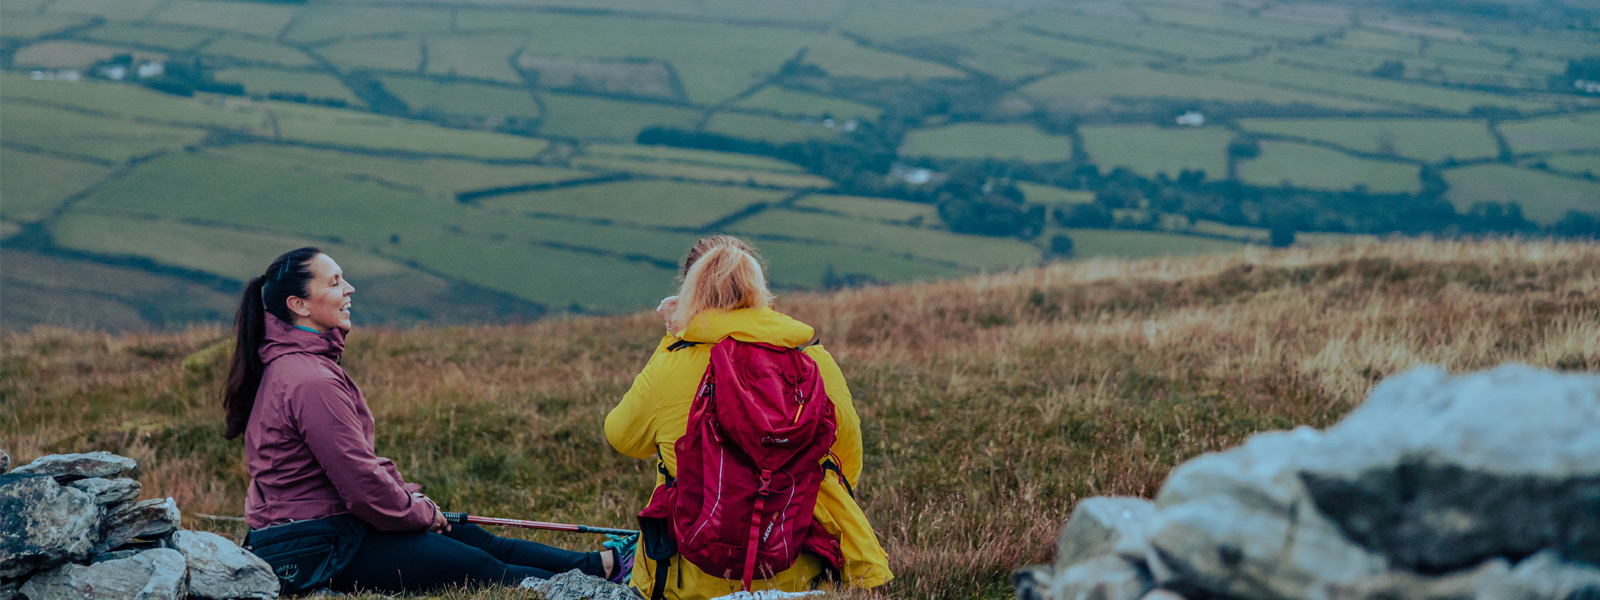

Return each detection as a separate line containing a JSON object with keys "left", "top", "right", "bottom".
{"left": 2, "top": 238, "right": 1597, "bottom": 599}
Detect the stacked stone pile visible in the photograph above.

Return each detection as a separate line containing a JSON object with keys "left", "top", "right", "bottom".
{"left": 1015, "top": 365, "right": 1600, "bottom": 600}
{"left": 0, "top": 451, "right": 278, "bottom": 600}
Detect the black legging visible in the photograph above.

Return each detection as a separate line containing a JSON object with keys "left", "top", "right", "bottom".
{"left": 330, "top": 523, "right": 606, "bottom": 593}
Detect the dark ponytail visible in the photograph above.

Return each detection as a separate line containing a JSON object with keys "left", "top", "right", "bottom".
{"left": 223, "top": 247, "right": 321, "bottom": 440}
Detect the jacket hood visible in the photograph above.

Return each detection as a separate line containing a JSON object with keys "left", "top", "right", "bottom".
{"left": 260, "top": 311, "right": 345, "bottom": 364}
{"left": 681, "top": 306, "right": 815, "bottom": 347}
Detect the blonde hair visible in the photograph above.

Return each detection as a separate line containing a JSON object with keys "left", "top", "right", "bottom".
{"left": 672, "top": 236, "right": 772, "bottom": 331}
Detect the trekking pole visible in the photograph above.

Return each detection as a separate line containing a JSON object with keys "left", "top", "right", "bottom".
{"left": 441, "top": 512, "right": 639, "bottom": 536}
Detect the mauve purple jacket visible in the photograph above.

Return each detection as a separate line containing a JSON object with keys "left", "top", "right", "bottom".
{"left": 243, "top": 313, "right": 436, "bottom": 531}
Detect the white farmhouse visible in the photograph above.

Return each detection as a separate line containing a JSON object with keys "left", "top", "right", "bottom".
{"left": 1175, "top": 110, "right": 1205, "bottom": 127}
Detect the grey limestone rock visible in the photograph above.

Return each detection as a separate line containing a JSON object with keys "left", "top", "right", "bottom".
{"left": 19, "top": 548, "right": 187, "bottom": 600}
{"left": 0, "top": 473, "right": 101, "bottom": 579}
{"left": 1050, "top": 554, "right": 1151, "bottom": 600}
{"left": 2, "top": 578, "right": 18, "bottom": 600}
{"left": 90, "top": 550, "right": 143, "bottom": 564}
{"left": 1016, "top": 365, "right": 1600, "bottom": 600}
{"left": 521, "top": 569, "right": 638, "bottom": 600}
{"left": 174, "top": 530, "right": 279, "bottom": 600}
{"left": 1, "top": 449, "right": 10, "bottom": 474}
{"left": 95, "top": 497, "right": 180, "bottom": 554}
{"left": 1154, "top": 426, "right": 1327, "bottom": 512}
{"left": 1146, "top": 494, "right": 1386, "bottom": 600}
{"left": 1316, "top": 558, "right": 1511, "bottom": 600}
{"left": 1297, "top": 365, "right": 1600, "bottom": 571}
{"left": 1487, "top": 551, "right": 1600, "bottom": 600}
{"left": 1055, "top": 497, "right": 1157, "bottom": 569}
{"left": 1147, "top": 425, "right": 1387, "bottom": 599}
{"left": 68, "top": 477, "right": 142, "bottom": 506}
{"left": 11, "top": 452, "right": 136, "bottom": 482}
{"left": 1139, "top": 590, "right": 1185, "bottom": 600}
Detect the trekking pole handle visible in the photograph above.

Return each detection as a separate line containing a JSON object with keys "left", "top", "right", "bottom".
{"left": 440, "top": 512, "right": 638, "bottom": 536}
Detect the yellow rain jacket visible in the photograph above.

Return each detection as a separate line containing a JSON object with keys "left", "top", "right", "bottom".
{"left": 606, "top": 307, "right": 893, "bottom": 600}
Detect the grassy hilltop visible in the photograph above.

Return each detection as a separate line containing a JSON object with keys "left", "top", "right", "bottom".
{"left": 4, "top": 0, "right": 1600, "bottom": 331}
{"left": 4, "top": 239, "right": 1597, "bottom": 599}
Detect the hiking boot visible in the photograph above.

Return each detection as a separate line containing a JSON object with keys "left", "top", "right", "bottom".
{"left": 604, "top": 532, "right": 638, "bottom": 584}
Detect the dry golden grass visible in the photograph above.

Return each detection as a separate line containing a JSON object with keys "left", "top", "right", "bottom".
{"left": 3, "top": 238, "right": 1597, "bottom": 599}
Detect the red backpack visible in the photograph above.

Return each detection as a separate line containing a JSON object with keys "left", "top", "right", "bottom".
{"left": 637, "top": 337, "right": 844, "bottom": 599}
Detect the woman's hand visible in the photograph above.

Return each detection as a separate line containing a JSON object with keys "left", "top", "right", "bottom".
{"left": 418, "top": 493, "right": 450, "bottom": 532}
{"left": 429, "top": 507, "right": 451, "bottom": 533}
{"left": 656, "top": 296, "right": 680, "bottom": 335}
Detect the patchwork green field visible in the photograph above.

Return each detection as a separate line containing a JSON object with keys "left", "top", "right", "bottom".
{"left": 1019, "top": 11, "right": 1271, "bottom": 59}
{"left": 1237, "top": 118, "right": 1501, "bottom": 162}
{"left": 425, "top": 33, "right": 529, "bottom": 83}
{"left": 794, "top": 194, "right": 941, "bottom": 224}
{"left": 12, "top": 40, "right": 167, "bottom": 69}
{"left": 1203, "top": 59, "right": 1555, "bottom": 113}
{"left": 0, "top": 148, "right": 113, "bottom": 221}
{"left": 728, "top": 209, "right": 1044, "bottom": 269}
{"left": 1057, "top": 229, "right": 1246, "bottom": 259}
{"left": 3, "top": 0, "right": 1598, "bottom": 333}
{"left": 1498, "top": 113, "right": 1600, "bottom": 154}
{"left": 198, "top": 37, "right": 314, "bottom": 67}
{"left": 1536, "top": 154, "right": 1600, "bottom": 177}
{"left": 537, "top": 93, "right": 702, "bottom": 141}
{"left": 1079, "top": 125, "right": 1235, "bottom": 179}
{"left": 215, "top": 67, "right": 362, "bottom": 104}
{"left": 2, "top": 102, "right": 207, "bottom": 162}
{"left": 1238, "top": 142, "right": 1422, "bottom": 193}
{"left": 569, "top": 156, "right": 835, "bottom": 189}
{"left": 206, "top": 144, "right": 593, "bottom": 198}
{"left": 1442, "top": 165, "right": 1600, "bottom": 225}
{"left": 703, "top": 112, "right": 838, "bottom": 144}
{"left": 379, "top": 76, "right": 545, "bottom": 120}
{"left": 478, "top": 180, "right": 788, "bottom": 228}
{"left": 734, "top": 87, "right": 883, "bottom": 121}
{"left": 900, "top": 123, "right": 1073, "bottom": 162}
{"left": 1019, "top": 66, "right": 1387, "bottom": 113}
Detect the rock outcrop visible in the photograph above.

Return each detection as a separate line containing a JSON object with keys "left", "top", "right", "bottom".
{"left": 0, "top": 452, "right": 279, "bottom": 600}
{"left": 174, "top": 531, "right": 278, "bottom": 600}
{"left": 1015, "top": 365, "right": 1600, "bottom": 600}
{"left": 68, "top": 477, "right": 141, "bottom": 506}
{"left": 96, "top": 497, "right": 181, "bottom": 554}
{"left": 11, "top": 451, "right": 137, "bottom": 481}
{"left": 0, "top": 474, "right": 100, "bottom": 579}
{"left": 521, "top": 569, "right": 640, "bottom": 600}
{"left": 19, "top": 548, "right": 188, "bottom": 600}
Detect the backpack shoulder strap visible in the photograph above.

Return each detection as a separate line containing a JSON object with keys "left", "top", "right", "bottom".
{"left": 822, "top": 454, "right": 855, "bottom": 498}
{"left": 665, "top": 339, "right": 700, "bottom": 352}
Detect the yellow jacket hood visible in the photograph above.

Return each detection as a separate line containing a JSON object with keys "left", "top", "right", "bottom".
{"left": 680, "top": 306, "right": 815, "bottom": 347}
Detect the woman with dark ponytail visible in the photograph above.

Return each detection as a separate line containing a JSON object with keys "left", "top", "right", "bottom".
{"left": 228, "top": 248, "right": 631, "bottom": 594}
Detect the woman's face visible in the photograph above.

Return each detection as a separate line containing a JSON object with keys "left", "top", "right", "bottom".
{"left": 288, "top": 253, "right": 355, "bottom": 332}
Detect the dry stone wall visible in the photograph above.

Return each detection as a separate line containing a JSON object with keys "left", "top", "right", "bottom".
{"left": 0, "top": 451, "right": 278, "bottom": 600}
{"left": 1015, "top": 365, "right": 1600, "bottom": 600}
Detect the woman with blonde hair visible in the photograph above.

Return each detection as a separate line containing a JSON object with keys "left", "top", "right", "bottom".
{"left": 606, "top": 236, "right": 893, "bottom": 600}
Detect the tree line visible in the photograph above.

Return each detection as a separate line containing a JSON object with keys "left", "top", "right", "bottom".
{"left": 635, "top": 125, "right": 1600, "bottom": 245}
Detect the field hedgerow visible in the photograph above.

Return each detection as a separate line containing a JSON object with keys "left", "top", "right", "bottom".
{"left": 2, "top": 238, "right": 1597, "bottom": 599}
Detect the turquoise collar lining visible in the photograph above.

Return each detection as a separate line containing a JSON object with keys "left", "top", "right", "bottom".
{"left": 294, "top": 325, "right": 322, "bottom": 334}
